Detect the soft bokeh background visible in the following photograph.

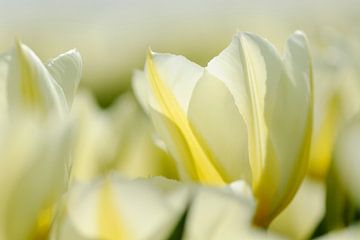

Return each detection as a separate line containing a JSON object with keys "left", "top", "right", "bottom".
{"left": 1, "top": 0, "right": 359, "bottom": 106}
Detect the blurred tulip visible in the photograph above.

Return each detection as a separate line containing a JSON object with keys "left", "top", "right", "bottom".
{"left": 51, "top": 176, "right": 189, "bottom": 240}
{"left": 70, "top": 91, "right": 178, "bottom": 182}
{"left": 51, "top": 175, "right": 281, "bottom": 240}
{"left": 333, "top": 116, "right": 360, "bottom": 207}
{"left": 309, "top": 29, "right": 360, "bottom": 179}
{"left": 0, "top": 41, "right": 82, "bottom": 117}
{"left": 0, "top": 41, "right": 82, "bottom": 239}
{"left": 0, "top": 114, "right": 73, "bottom": 240}
{"left": 133, "top": 31, "right": 313, "bottom": 226}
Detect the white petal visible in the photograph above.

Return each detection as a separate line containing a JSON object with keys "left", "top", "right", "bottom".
{"left": 269, "top": 178, "right": 325, "bottom": 240}
{"left": 0, "top": 116, "right": 72, "bottom": 239}
{"left": 207, "top": 32, "right": 282, "bottom": 189}
{"left": 59, "top": 176, "right": 189, "bottom": 240}
{"left": 263, "top": 31, "right": 312, "bottom": 218}
{"left": 146, "top": 51, "right": 203, "bottom": 113}
{"left": 188, "top": 71, "right": 251, "bottom": 183}
{"left": 0, "top": 53, "right": 10, "bottom": 117}
{"left": 47, "top": 49, "right": 82, "bottom": 106}
{"left": 7, "top": 41, "right": 68, "bottom": 115}
{"left": 183, "top": 185, "right": 256, "bottom": 240}
{"left": 146, "top": 52, "right": 226, "bottom": 185}
{"left": 132, "top": 69, "right": 151, "bottom": 113}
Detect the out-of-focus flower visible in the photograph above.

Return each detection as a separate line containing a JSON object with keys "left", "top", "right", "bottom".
{"left": 332, "top": 116, "right": 360, "bottom": 207}
{"left": 133, "top": 31, "right": 313, "bottom": 226}
{"left": 51, "top": 175, "right": 281, "bottom": 240}
{"left": 51, "top": 176, "right": 189, "bottom": 240}
{"left": 183, "top": 181, "right": 282, "bottom": 240}
{"left": 0, "top": 114, "right": 73, "bottom": 240}
{"left": 309, "top": 29, "right": 360, "bottom": 179}
{"left": 0, "top": 41, "right": 82, "bottom": 117}
{"left": 0, "top": 41, "right": 82, "bottom": 240}
{"left": 70, "top": 91, "right": 178, "bottom": 182}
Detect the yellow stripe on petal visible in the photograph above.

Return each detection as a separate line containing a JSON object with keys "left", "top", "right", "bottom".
{"left": 146, "top": 50, "right": 225, "bottom": 186}
{"left": 309, "top": 95, "right": 340, "bottom": 179}
{"left": 16, "top": 40, "right": 45, "bottom": 111}
{"left": 98, "top": 180, "right": 128, "bottom": 240}
{"left": 31, "top": 206, "right": 53, "bottom": 239}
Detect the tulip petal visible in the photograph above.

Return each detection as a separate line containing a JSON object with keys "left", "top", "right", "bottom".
{"left": 0, "top": 116, "right": 72, "bottom": 239}
{"left": 47, "top": 49, "right": 82, "bottom": 106}
{"left": 207, "top": 32, "right": 282, "bottom": 189}
{"left": 183, "top": 186, "right": 257, "bottom": 240}
{"left": 188, "top": 70, "right": 251, "bottom": 183}
{"left": 0, "top": 53, "right": 10, "bottom": 115}
{"left": 146, "top": 50, "right": 203, "bottom": 113}
{"left": 269, "top": 178, "right": 325, "bottom": 240}
{"left": 150, "top": 109, "right": 198, "bottom": 181}
{"left": 58, "top": 176, "right": 188, "bottom": 240}
{"left": 145, "top": 51, "right": 225, "bottom": 185}
{"left": 132, "top": 69, "right": 151, "bottom": 113}
{"left": 7, "top": 41, "right": 68, "bottom": 115}
{"left": 262, "top": 31, "right": 312, "bottom": 219}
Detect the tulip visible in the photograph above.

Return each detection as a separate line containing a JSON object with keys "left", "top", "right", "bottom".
{"left": 309, "top": 29, "right": 360, "bottom": 179}
{"left": 51, "top": 176, "right": 189, "bottom": 240}
{"left": 333, "top": 116, "right": 360, "bottom": 208}
{"left": 0, "top": 40, "right": 82, "bottom": 117}
{"left": 52, "top": 175, "right": 281, "bottom": 240}
{"left": 0, "top": 41, "right": 82, "bottom": 239}
{"left": 70, "top": 91, "right": 178, "bottom": 181}
{"left": 133, "top": 31, "right": 313, "bottom": 226}
{"left": 0, "top": 114, "right": 73, "bottom": 240}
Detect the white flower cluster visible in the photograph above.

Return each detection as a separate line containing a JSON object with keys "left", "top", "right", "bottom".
{"left": 0, "top": 30, "right": 359, "bottom": 240}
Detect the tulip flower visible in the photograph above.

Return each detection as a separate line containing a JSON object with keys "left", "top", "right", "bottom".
{"left": 0, "top": 114, "right": 73, "bottom": 240}
{"left": 333, "top": 116, "right": 360, "bottom": 207}
{"left": 133, "top": 31, "right": 313, "bottom": 226}
{"left": 70, "top": 91, "right": 178, "bottom": 181}
{"left": 309, "top": 29, "right": 360, "bottom": 179}
{"left": 0, "top": 41, "right": 82, "bottom": 239}
{"left": 51, "top": 176, "right": 189, "bottom": 240}
{"left": 51, "top": 175, "right": 281, "bottom": 240}
{"left": 0, "top": 41, "right": 82, "bottom": 117}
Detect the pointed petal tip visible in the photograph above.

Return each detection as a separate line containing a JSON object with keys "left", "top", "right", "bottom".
{"left": 14, "top": 38, "right": 25, "bottom": 53}
{"left": 293, "top": 30, "right": 306, "bottom": 37}
{"left": 289, "top": 30, "right": 308, "bottom": 42}
{"left": 147, "top": 46, "right": 155, "bottom": 58}
{"left": 68, "top": 48, "right": 82, "bottom": 58}
{"left": 14, "top": 37, "right": 23, "bottom": 46}
{"left": 235, "top": 31, "right": 252, "bottom": 40}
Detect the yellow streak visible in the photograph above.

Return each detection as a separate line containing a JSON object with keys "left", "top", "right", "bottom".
{"left": 146, "top": 51, "right": 225, "bottom": 185}
{"left": 309, "top": 95, "right": 339, "bottom": 179}
{"left": 32, "top": 206, "right": 53, "bottom": 239}
{"left": 15, "top": 40, "right": 45, "bottom": 111}
{"left": 98, "top": 180, "right": 128, "bottom": 240}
